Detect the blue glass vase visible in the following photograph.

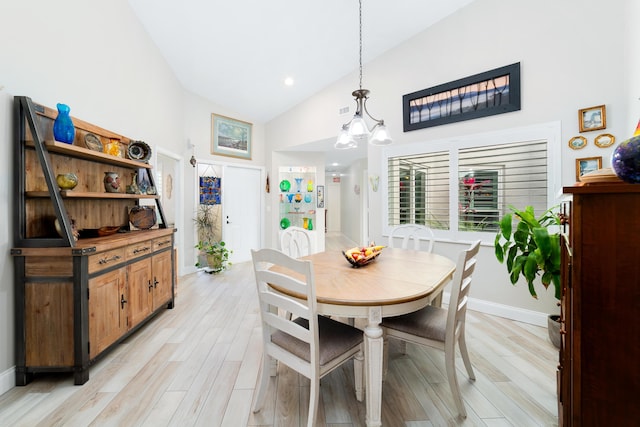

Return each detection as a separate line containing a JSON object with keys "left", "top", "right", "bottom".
{"left": 53, "top": 103, "right": 75, "bottom": 144}
{"left": 611, "top": 135, "right": 640, "bottom": 183}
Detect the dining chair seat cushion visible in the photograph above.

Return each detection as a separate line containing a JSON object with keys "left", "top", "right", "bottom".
{"left": 272, "top": 316, "right": 363, "bottom": 366}
{"left": 382, "top": 305, "right": 447, "bottom": 342}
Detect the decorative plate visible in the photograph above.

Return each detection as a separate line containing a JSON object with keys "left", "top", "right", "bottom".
{"left": 127, "top": 140, "right": 152, "bottom": 162}
{"left": 84, "top": 133, "right": 103, "bottom": 152}
{"left": 279, "top": 180, "right": 291, "bottom": 192}
{"left": 129, "top": 206, "right": 157, "bottom": 230}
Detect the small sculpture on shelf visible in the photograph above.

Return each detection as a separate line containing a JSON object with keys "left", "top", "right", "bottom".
{"left": 103, "top": 172, "right": 121, "bottom": 193}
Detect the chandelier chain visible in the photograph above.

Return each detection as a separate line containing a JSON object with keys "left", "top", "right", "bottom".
{"left": 358, "top": 0, "right": 363, "bottom": 90}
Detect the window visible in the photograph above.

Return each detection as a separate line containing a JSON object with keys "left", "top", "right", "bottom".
{"left": 384, "top": 123, "right": 561, "bottom": 239}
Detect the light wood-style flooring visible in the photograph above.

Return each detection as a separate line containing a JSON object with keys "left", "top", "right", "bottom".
{"left": 0, "top": 234, "right": 559, "bottom": 426}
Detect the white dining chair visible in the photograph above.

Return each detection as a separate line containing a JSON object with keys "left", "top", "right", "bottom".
{"left": 382, "top": 240, "right": 481, "bottom": 418}
{"left": 280, "top": 226, "right": 311, "bottom": 258}
{"left": 388, "top": 224, "right": 435, "bottom": 252}
{"left": 251, "top": 248, "right": 364, "bottom": 427}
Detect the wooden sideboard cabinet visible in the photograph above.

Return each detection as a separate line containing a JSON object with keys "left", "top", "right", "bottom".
{"left": 11, "top": 96, "right": 176, "bottom": 385}
{"left": 559, "top": 183, "right": 640, "bottom": 426}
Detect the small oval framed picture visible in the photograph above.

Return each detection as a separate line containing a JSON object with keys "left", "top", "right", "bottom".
{"left": 568, "top": 136, "right": 587, "bottom": 150}
{"left": 594, "top": 133, "right": 615, "bottom": 148}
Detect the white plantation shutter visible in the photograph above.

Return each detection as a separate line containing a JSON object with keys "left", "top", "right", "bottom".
{"left": 387, "top": 139, "right": 549, "bottom": 233}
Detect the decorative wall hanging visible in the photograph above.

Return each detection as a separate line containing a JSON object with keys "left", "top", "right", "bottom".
{"left": 403, "top": 62, "right": 521, "bottom": 132}
{"left": 578, "top": 105, "right": 606, "bottom": 132}
{"left": 576, "top": 156, "right": 602, "bottom": 181}
{"left": 199, "top": 176, "right": 221, "bottom": 205}
{"left": 594, "top": 133, "right": 615, "bottom": 148}
{"left": 317, "top": 185, "right": 325, "bottom": 208}
{"left": 568, "top": 136, "right": 587, "bottom": 150}
{"left": 211, "top": 113, "right": 252, "bottom": 159}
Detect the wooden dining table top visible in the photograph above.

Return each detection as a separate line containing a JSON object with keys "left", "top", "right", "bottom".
{"left": 271, "top": 248, "right": 456, "bottom": 307}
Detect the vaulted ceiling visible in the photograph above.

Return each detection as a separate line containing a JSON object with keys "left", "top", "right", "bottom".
{"left": 128, "top": 0, "right": 475, "bottom": 171}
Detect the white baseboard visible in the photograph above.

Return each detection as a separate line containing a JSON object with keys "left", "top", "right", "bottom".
{"left": 443, "top": 292, "right": 550, "bottom": 327}
{"left": 0, "top": 366, "right": 15, "bottom": 396}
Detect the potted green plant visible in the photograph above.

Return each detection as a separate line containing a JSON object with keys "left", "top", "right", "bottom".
{"left": 494, "top": 205, "right": 562, "bottom": 348}
{"left": 195, "top": 240, "right": 232, "bottom": 273}
{"left": 194, "top": 204, "right": 232, "bottom": 272}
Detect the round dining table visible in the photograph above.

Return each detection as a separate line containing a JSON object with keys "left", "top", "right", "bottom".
{"left": 272, "top": 247, "right": 456, "bottom": 427}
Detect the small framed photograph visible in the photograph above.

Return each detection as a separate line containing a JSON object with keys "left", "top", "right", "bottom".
{"left": 594, "top": 133, "right": 615, "bottom": 148}
{"left": 211, "top": 114, "right": 252, "bottom": 160}
{"left": 578, "top": 105, "right": 606, "bottom": 132}
{"left": 568, "top": 136, "right": 587, "bottom": 150}
{"left": 317, "top": 185, "right": 325, "bottom": 208}
{"left": 576, "top": 156, "right": 602, "bottom": 181}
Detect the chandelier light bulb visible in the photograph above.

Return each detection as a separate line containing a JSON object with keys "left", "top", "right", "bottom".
{"left": 334, "top": 0, "right": 392, "bottom": 150}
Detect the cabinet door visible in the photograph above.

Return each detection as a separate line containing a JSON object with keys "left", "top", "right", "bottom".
{"left": 89, "top": 268, "right": 126, "bottom": 359}
{"left": 127, "top": 258, "right": 153, "bottom": 328}
{"left": 152, "top": 250, "right": 173, "bottom": 309}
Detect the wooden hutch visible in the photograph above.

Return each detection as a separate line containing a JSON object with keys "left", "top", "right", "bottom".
{"left": 11, "top": 96, "right": 176, "bottom": 385}
{"left": 559, "top": 183, "right": 640, "bottom": 426}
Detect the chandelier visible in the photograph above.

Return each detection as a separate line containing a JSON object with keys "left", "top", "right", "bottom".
{"left": 335, "top": 0, "right": 392, "bottom": 149}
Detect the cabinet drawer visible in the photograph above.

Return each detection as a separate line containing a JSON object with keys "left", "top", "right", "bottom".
{"left": 152, "top": 236, "right": 173, "bottom": 252}
{"left": 125, "top": 240, "right": 153, "bottom": 261}
{"left": 88, "top": 248, "right": 125, "bottom": 274}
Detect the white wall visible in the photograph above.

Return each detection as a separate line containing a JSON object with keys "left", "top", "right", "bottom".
{"left": 265, "top": 0, "right": 633, "bottom": 320}
{"left": 0, "top": 0, "right": 263, "bottom": 393}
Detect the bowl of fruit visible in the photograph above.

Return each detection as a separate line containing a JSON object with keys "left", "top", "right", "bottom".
{"left": 342, "top": 245, "right": 385, "bottom": 267}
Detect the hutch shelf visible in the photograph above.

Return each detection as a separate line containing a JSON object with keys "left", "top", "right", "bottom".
{"left": 11, "top": 96, "right": 176, "bottom": 385}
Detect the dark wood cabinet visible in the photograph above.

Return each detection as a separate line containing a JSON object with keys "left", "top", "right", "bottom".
{"left": 559, "top": 183, "right": 640, "bottom": 426}
{"left": 11, "top": 96, "right": 176, "bottom": 385}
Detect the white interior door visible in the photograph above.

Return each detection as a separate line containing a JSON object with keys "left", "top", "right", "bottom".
{"left": 223, "top": 165, "right": 262, "bottom": 263}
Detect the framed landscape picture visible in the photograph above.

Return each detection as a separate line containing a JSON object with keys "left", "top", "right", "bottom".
{"left": 578, "top": 105, "right": 606, "bottom": 132}
{"left": 211, "top": 114, "right": 252, "bottom": 160}
{"left": 576, "top": 156, "right": 602, "bottom": 181}
{"left": 403, "top": 63, "right": 521, "bottom": 131}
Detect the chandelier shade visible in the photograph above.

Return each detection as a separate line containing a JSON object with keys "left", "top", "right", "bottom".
{"left": 335, "top": 0, "right": 392, "bottom": 150}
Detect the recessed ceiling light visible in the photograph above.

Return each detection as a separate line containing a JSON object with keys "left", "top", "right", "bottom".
{"left": 284, "top": 77, "right": 294, "bottom": 86}
{"left": 332, "top": 162, "right": 339, "bottom": 166}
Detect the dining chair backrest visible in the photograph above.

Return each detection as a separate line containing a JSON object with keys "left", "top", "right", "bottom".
{"left": 381, "top": 239, "right": 481, "bottom": 418}
{"left": 388, "top": 224, "right": 435, "bottom": 252}
{"left": 446, "top": 240, "right": 480, "bottom": 345}
{"left": 280, "top": 226, "right": 311, "bottom": 258}
{"left": 250, "top": 248, "right": 364, "bottom": 426}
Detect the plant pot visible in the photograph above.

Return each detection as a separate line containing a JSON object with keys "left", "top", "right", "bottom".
{"left": 206, "top": 253, "right": 224, "bottom": 271}
{"left": 548, "top": 314, "right": 561, "bottom": 349}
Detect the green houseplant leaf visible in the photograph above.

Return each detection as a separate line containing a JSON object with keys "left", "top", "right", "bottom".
{"left": 494, "top": 205, "right": 562, "bottom": 300}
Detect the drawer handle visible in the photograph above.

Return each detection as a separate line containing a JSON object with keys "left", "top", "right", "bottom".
{"left": 99, "top": 255, "right": 121, "bottom": 264}
{"left": 156, "top": 240, "right": 171, "bottom": 247}
{"left": 133, "top": 246, "right": 151, "bottom": 254}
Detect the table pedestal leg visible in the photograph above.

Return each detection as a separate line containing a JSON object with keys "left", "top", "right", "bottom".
{"left": 364, "top": 306, "right": 383, "bottom": 427}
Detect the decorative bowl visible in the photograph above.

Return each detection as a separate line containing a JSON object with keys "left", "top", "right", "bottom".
{"left": 342, "top": 245, "right": 385, "bottom": 268}
{"left": 79, "top": 226, "right": 121, "bottom": 238}
{"left": 127, "top": 140, "right": 152, "bottom": 162}
{"left": 56, "top": 173, "right": 78, "bottom": 190}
